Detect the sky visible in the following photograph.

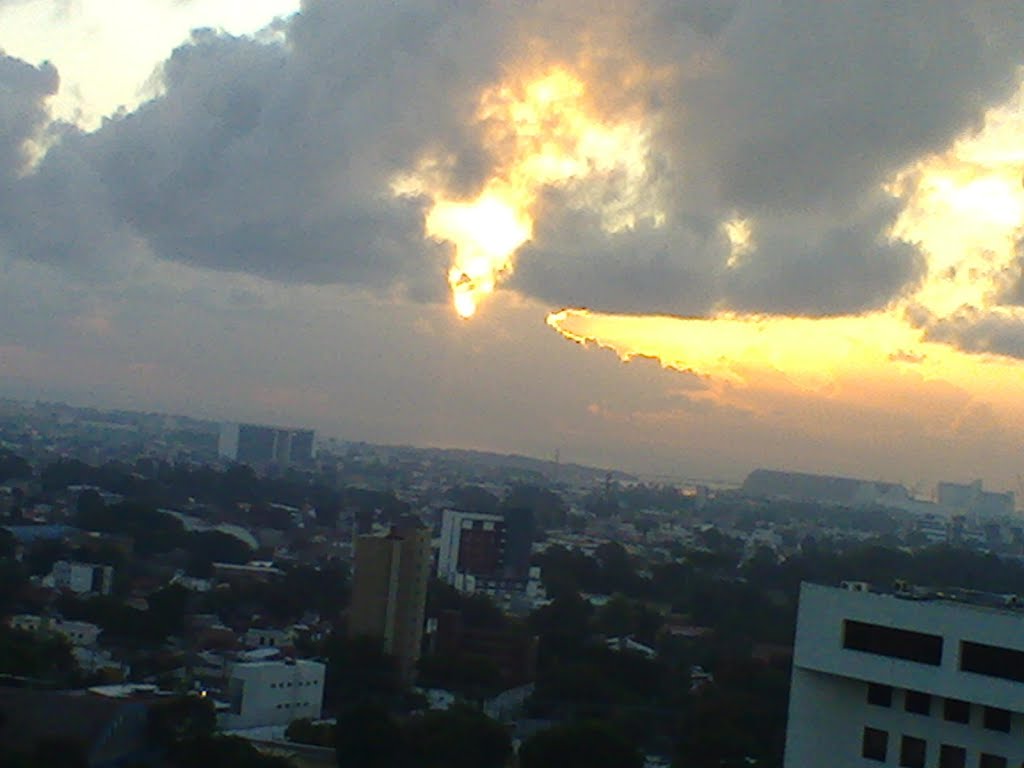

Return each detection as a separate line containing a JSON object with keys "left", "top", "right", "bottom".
{"left": 1, "top": 1, "right": 1023, "bottom": 494}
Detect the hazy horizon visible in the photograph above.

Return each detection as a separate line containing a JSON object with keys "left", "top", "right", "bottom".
{"left": 2, "top": 2, "right": 1023, "bottom": 493}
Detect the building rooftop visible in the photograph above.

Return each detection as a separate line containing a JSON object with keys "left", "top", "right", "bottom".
{"left": 837, "top": 579, "right": 1024, "bottom": 614}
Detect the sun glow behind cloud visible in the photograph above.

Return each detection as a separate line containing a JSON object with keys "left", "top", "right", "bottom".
{"left": 392, "top": 66, "right": 663, "bottom": 317}
{"left": 546, "top": 82, "right": 1024, "bottom": 447}
{"left": 395, "top": 56, "right": 1024, "bottom": 471}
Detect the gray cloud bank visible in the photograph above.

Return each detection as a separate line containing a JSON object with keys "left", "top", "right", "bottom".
{"left": 1, "top": 1, "right": 1023, "bottom": 331}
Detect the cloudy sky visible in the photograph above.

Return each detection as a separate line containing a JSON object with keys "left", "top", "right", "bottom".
{"left": 1, "top": 1, "right": 1023, "bottom": 493}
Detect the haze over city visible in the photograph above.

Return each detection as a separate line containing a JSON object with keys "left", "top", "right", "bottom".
{"left": 2, "top": 1, "right": 1023, "bottom": 491}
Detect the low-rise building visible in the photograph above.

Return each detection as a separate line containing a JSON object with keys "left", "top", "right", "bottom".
{"left": 242, "top": 627, "right": 296, "bottom": 650}
{"left": 9, "top": 615, "right": 102, "bottom": 647}
{"left": 48, "top": 560, "right": 114, "bottom": 595}
{"left": 0, "top": 687, "right": 151, "bottom": 767}
{"left": 220, "top": 659, "right": 325, "bottom": 730}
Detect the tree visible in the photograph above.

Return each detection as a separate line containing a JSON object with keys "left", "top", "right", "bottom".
{"left": 168, "top": 735, "right": 292, "bottom": 768}
{"left": 323, "top": 634, "right": 401, "bottom": 710}
{"left": 0, "top": 450, "right": 31, "bottom": 483}
{"left": 417, "top": 651, "right": 504, "bottom": 701}
{"left": 0, "top": 626, "right": 79, "bottom": 684}
{"left": 148, "top": 695, "right": 216, "bottom": 747}
{"left": 40, "top": 459, "right": 95, "bottom": 491}
{"left": 519, "top": 721, "right": 644, "bottom": 768}
{"left": 0, "top": 557, "right": 27, "bottom": 613}
{"left": 285, "top": 717, "right": 335, "bottom": 747}
{"left": 0, "top": 528, "right": 15, "bottom": 559}
{"left": 447, "top": 485, "right": 500, "bottom": 514}
{"left": 335, "top": 704, "right": 407, "bottom": 768}
{"left": 502, "top": 485, "right": 567, "bottom": 529}
{"left": 75, "top": 489, "right": 106, "bottom": 523}
{"left": 184, "top": 530, "right": 252, "bottom": 576}
{"left": 529, "top": 593, "right": 593, "bottom": 642}
{"left": 404, "top": 705, "right": 510, "bottom": 768}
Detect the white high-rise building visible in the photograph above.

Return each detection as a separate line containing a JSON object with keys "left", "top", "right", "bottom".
{"left": 218, "top": 423, "right": 315, "bottom": 466}
{"left": 437, "top": 508, "right": 505, "bottom": 590}
{"left": 785, "top": 581, "right": 1024, "bottom": 768}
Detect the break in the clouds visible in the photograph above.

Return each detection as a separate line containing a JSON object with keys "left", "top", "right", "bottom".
{"left": 2, "top": 1, "right": 1024, "bottom": 319}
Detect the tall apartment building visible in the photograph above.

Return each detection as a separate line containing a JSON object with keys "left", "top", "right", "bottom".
{"left": 785, "top": 581, "right": 1024, "bottom": 768}
{"left": 348, "top": 526, "right": 431, "bottom": 684}
{"left": 437, "top": 508, "right": 535, "bottom": 595}
{"left": 218, "top": 423, "right": 315, "bottom": 466}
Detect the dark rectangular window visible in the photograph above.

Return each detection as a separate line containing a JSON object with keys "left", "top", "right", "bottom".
{"left": 904, "top": 690, "right": 931, "bottom": 715}
{"left": 943, "top": 698, "right": 970, "bottom": 724}
{"left": 938, "top": 745, "right": 966, "bottom": 768}
{"left": 983, "top": 706, "right": 1011, "bottom": 733}
{"left": 843, "top": 620, "right": 943, "bottom": 665}
{"left": 862, "top": 727, "right": 888, "bottom": 762}
{"left": 899, "top": 735, "right": 926, "bottom": 768}
{"left": 867, "top": 683, "right": 893, "bottom": 707}
{"left": 961, "top": 641, "right": 1024, "bottom": 682}
{"left": 979, "top": 755, "right": 1007, "bottom": 768}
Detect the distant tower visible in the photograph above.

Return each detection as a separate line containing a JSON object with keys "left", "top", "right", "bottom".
{"left": 349, "top": 525, "right": 431, "bottom": 684}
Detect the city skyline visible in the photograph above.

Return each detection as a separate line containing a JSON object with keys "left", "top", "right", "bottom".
{"left": 1, "top": 2, "right": 1023, "bottom": 491}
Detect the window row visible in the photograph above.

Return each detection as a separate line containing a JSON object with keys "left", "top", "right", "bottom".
{"left": 843, "top": 619, "right": 1024, "bottom": 686}
{"left": 862, "top": 728, "right": 1013, "bottom": 768}
{"left": 866, "top": 684, "right": 1013, "bottom": 732}
{"left": 269, "top": 680, "right": 318, "bottom": 689}
{"left": 274, "top": 701, "right": 313, "bottom": 710}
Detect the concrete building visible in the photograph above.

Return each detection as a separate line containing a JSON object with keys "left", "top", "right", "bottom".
{"left": 242, "top": 627, "right": 296, "bottom": 650}
{"left": 48, "top": 561, "right": 114, "bottom": 596}
{"left": 937, "top": 480, "right": 1015, "bottom": 520}
{"left": 218, "top": 423, "right": 315, "bottom": 466}
{"left": 437, "top": 508, "right": 538, "bottom": 598}
{"left": 9, "top": 615, "right": 102, "bottom": 647}
{"left": 785, "top": 581, "right": 1024, "bottom": 768}
{"left": 743, "top": 469, "right": 913, "bottom": 509}
{"left": 0, "top": 687, "right": 151, "bottom": 767}
{"left": 349, "top": 526, "right": 431, "bottom": 684}
{"left": 221, "top": 659, "right": 325, "bottom": 730}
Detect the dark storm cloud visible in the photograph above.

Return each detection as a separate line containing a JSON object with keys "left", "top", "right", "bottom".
{"left": 914, "top": 307, "right": 1024, "bottom": 361}
{"left": 720, "top": 199, "right": 925, "bottom": 316}
{"left": 996, "top": 239, "right": 1024, "bottom": 307}
{"left": 0, "top": 54, "right": 56, "bottom": 176}
{"left": 1, "top": 1, "right": 1023, "bottom": 316}
{"left": 1, "top": 2, "right": 514, "bottom": 293}
{"left": 516, "top": 2, "right": 1024, "bottom": 317}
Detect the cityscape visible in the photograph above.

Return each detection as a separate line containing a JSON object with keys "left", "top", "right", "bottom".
{"left": 0, "top": 398, "right": 1022, "bottom": 767}
{"left": 2, "top": 1, "right": 1024, "bottom": 767}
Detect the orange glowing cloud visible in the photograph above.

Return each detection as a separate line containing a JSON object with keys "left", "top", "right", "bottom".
{"left": 545, "top": 82, "right": 1024, "bottom": 452}
{"left": 393, "top": 65, "right": 662, "bottom": 317}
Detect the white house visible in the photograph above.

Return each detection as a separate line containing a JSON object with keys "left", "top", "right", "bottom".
{"left": 48, "top": 561, "right": 114, "bottom": 595}
{"left": 9, "top": 615, "right": 102, "bottom": 647}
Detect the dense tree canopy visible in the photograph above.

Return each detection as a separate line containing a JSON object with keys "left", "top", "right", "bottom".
{"left": 404, "top": 705, "right": 511, "bottom": 768}
{"left": 0, "top": 450, "right": 31, "bottom": 483}
{"left": 335, "top": 705, "right": 406, "bottom": 768}
{"left": 519, "top": 721, "right": 644, "bottom": 768}
{"left": 0, "top": 626, "right": 79, "bottom": 685}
